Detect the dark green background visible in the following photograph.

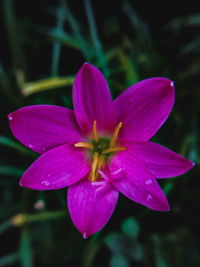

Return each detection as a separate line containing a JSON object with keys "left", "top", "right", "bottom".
{"left": 0, "top": 1, "right": 199, "bottom": 266}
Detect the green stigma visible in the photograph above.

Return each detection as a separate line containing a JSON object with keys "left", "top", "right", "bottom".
{"left": 90, "top": 137, "right": 111, "bottom": 159}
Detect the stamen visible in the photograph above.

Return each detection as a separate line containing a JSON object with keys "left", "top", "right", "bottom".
{"left": 109, "top": 122, "right": 123, "bottom": 148}
{"left": 95, "top": 155, "right": 104, "bottom": 176}
{"left": 75, "top": 121, "right": 124, "bottom": 183}
{"left": 102, "top": 146, "right": 126, "bottom": 154}
{"left": 92, "top": 120, "right": 98, "bottom": 142}
{"left": 90, "top": 152, "right": 99, "bottom": 182}
{"left": 74, "top": 142, "right": 94, "bottom": 150}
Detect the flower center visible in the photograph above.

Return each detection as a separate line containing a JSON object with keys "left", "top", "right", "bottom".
{"left": 75, "top": 121, "right": 125, "bottom": 182}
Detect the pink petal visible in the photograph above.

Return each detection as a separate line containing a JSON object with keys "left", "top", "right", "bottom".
{"left": 109, "top": 151, "right": 170, "bottom": 211}
{"left": 114, "top": 78, "right": 175, "bottom": 141}
{"left": 73, "top": 63, "right": 116, "bottom": 136}
{"left": 67, "top": 178, "right": 118, "bottom": 238}
{"left": 119, "top": 139, "right": 194, "bottom": 178}
{"left": 8, "top": 105, "right": 82, "bottom": 154}
{"left": 20, "top": 144, "right": 90, "bottom": 190}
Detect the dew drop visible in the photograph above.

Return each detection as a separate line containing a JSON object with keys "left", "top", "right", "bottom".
{"left": 28, "top": 144, "right": 33, "bottom": 148}
{"left": 145, "top": 179, "right": 153, "bottom": 185}
{"left": 41, "top": 180, "right": 50, "bottom": 186}
{"left": 8, "top": 115, "right": 13, "bottom": 121}
{"left": 170, "top": 81, "right": 174, "bottom": 87}
{"left": 147, "top": 194, "right": 152, "bottom": 201}
{"left": 82, "top": 232, "right": 88, "bottom": 239}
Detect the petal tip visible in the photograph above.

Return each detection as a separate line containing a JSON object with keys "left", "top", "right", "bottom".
{"left": 181, "top": 158, "right": 195, "bottom": 175}
{"left": 190, "top": 161, "right": 195, "bottom": 168}
{"left": 80, "top": 62, "right": 100, "bottom": 75}
{"left": 159, "top": 200, "right": 170, "bottom": 212}
{"left": 81, "top": 62, "right": 93, "bottom": 70}
{"left": 164, "top": 203, "right": 171, "bottom": 212}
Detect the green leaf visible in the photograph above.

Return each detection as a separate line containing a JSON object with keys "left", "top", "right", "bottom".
{"left": 11, "top": 210, "right": 66, "bottom": 226}
{"left": 0, "top": 135, "right": 36, "bottom": 157}
{"left": 2, "top": 0, "right": 26, "bottom": 71}
{"left": 20, "top": 229, "right": 33, "bottom": 267}
{"left": 0, "top": 253, "right": 19, "bottom": 266}
{"left": 84, "top": 0, "right": 110, "bottom": 80}
{"left": 104, "top": 233, "right": 122, "bottom": 252}
{"left": 116, "top": 48, "right": 139, "bottom": 86}
{"left": 0, "top": 220, "right": 12, "bottom": 235}
{"left": 110, "top": 254, "right": 129, "bottom": 267}
{"left": 163, "top": 182, "right": 174, "bottom": 195}
{"left": 122, "top": 217, "right": 139, "bottom": 238}
{"left": 0, "top": 165, "right": 24, "bottom": 177}
{"left": 63, "top": 1, "right": 93, "bottom": 61}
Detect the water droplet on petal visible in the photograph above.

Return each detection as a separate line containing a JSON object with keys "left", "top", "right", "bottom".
{"left": 145, "top": 179, "right": 153, "bottom": 185}
{"left": 41, "top": 180, "right": 50, "bottom": 186}
{"left": 28, "top": 144, "right": 33, "bottom": 148}
{"left": 19, "top": 181, "right": 22, "bottom": 187}
{"left": 147, "top": 194, "right": 152, "bottom": 201}
{"left": 8, "top": 115, "right": 13, "bottom": 121}
{"left": 82, "top": 232, "right": 88, "bottom": 239}
{"left": 170, "top": 81, "right": 174, "bottom": 87}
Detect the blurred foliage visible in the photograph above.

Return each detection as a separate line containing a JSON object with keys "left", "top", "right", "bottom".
{"left": 0, "top": 0, "right": 200, "bottom": 266}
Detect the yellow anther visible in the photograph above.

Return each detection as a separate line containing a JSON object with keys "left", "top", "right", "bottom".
{"left": 109, "top": 122, "right": 123, "bottom": 148}
{"left": 90, "top": 152, "right": 99, "bottom": 182}
{"left": 102, "top": 146, "right": 126, "bottom": 155}
{"left": 74, "top": 142, "right": 94, "bottom": 150}
{"left": 92, "top": 120, "right": 98, "bottom": 142}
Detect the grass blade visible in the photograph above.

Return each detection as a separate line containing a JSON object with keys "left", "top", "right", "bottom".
{"left": 22, "top": 76, "right": 74, "bottom": 96}
{"left": 20, "top": 229, "right": 33, "bottom": 267}
{"left": 84, "top": 0, "right": 109, "bottom": 80}
{"left": 0, "top": 136, "right": 37, "bottom": 157}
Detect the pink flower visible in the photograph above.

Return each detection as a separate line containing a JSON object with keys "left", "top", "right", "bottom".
{"left": 8, "top": 63, "right": 194, "bottom": 238}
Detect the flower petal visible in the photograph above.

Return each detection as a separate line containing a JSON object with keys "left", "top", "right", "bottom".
{"left": 119, "top": 139, "right": 194, "bottom": 178}
{"left": 109, "top": 151, "right": 170, "bottom": 211}
{"left": 8, "top": 105, "right": 82, "bottom": 154}
{"left": 67, "top": 178, "right": 118, "bottom": 238}
{"left": 20, "top": 144, "right": 90, "bottom": 190}
{"left": 114, "top": 78, "right": 175, "bottom": 141}
{"left": 73, "top": 63, "right": 116, "bottom": 135}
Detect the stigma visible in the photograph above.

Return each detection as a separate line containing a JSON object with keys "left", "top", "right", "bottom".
{"left": 75, "top": 121, "right": 125, "bottom": 182}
